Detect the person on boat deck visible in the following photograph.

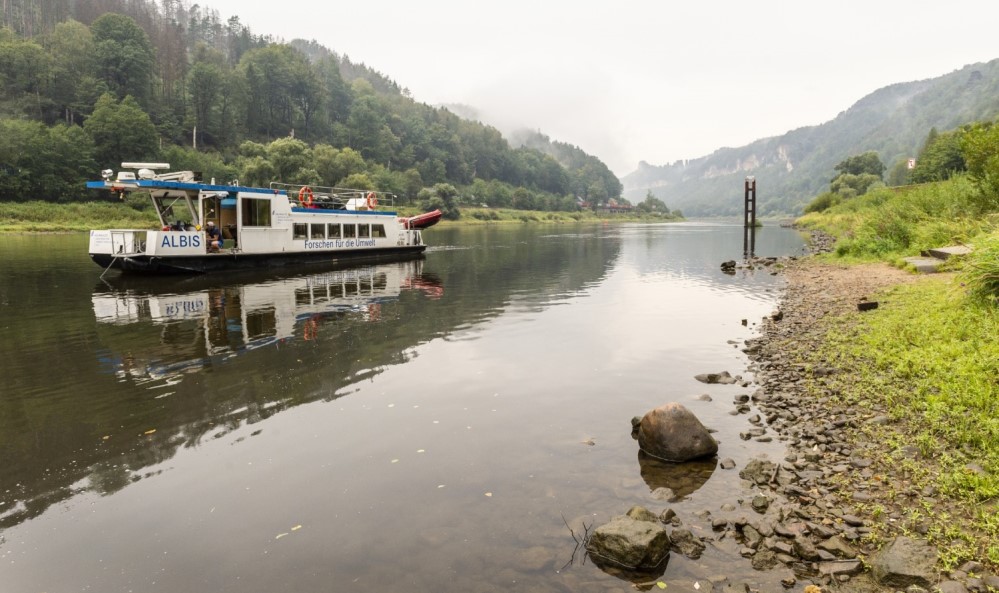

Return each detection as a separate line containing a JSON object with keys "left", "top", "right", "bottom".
{"left": 205, "top": 221, "right": 223, "bottom": 252}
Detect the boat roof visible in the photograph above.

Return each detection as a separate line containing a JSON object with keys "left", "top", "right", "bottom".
{"left": 86, "top": 179, "right": 284, "bottom": 195}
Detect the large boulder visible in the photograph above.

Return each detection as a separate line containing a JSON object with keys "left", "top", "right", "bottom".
{"left": 870, "top": 536, "right": 938, "bottom": 589}
{"left": 637, "top": 403, "right": 718, "bottom": 462}
{"left": 586, "top": 507, "right": 671, "bottom": 571}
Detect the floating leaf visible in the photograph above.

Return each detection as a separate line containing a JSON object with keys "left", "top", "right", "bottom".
{"left": 484, "top": 492, "right": 493, "bottom": 497}
{"left": 275, "top": 533, "right": 288, "bottom": 540}
{"left": 143, "top": 429, "right": 156, "bottom": 435}
{"left": 391, "top": 459, "right": 399, "bottom": 464}
{"left": 657, "top": 583, "right": 667, "bottom": 590}
{"left": 291, "top": 525, "right": 302, "bottom": 531}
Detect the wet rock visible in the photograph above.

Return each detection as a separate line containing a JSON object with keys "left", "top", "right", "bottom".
{"left": 870, "top": 536, "right": 938, "bottom": 589}
{"left": 792, "top": 535, "right": 820, "bottom": 561}
{"left": 694, "top": 371, "right": 738, "bottom": 385}
{"left": 586, "top": 508, "right": 671, "bottom": 570}
{"left": 659, "top": 508, "right": 677, "bottom": 524}
{"left": 720, "top": 458, "right": 736, "bottom": 470}
{"left": 817, "top": 559, "right": 864, "bottom": 577}
{"left": 817, "top": 535, "right": 857, "bottom": 558}
{"left": 751, "top": 549, "right": 779, "bottom": 570}
{"left": 751, "top": 494, "right": 770, "bottom": 513}
{"left": 936, "top": 581, "right": 967, "bottom": 593}
{"left": 626, "top": 506, "right": 660, "bottom": 523}
{"left": 741, "top": 524, "right": 764, "bottom": 549}
{"left": 739, "top": 457, "right": 776, "bottom": 486}
{"left": 669, "top": 528, "right": 706, "bottom": 559}
{"left": 637, "top": 403, "right": 719, "bottom": 462}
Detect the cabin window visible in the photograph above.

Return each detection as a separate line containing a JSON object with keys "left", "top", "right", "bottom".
{"left": 328, "top": 223, "right": 341, "bottom": 239}
{"left": 241, "top": 198, "right": 272, "bottom": 227}
{"left": 293, "top": 223, "right": 307, "bottom": 239}
{"left": 310, "top": 223, "right": 325, "bottom": 239}
{"left": 358, "top": 224, "right": 371, "bottom": 238}
{"left": 343, "top": 224, "right": 356, "bottom": 239}
{"left": 372, "top": 224, "right": 387, "bottom": 238}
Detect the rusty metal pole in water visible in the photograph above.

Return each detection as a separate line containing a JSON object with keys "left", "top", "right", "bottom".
{"left": 743, "top": 177, "right": 757, "bottom": 258}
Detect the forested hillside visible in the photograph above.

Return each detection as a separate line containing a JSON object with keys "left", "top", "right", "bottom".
{"left": 623, "top": 60, "right": 999, "bottom": 217}
{"left": 0, "top": 0, "right": 621, "bottom": 207}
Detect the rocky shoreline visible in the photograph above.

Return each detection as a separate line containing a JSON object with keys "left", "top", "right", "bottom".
{"left": 588, "top": 233, "right": 997, "bottom": 592}
{"left": 731, "top": 236, "right": 997, "bottom": 591}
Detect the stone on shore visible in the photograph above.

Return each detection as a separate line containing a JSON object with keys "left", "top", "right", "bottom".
{"left": 637, "top": 403, "right": 718, "bottom": 462}
{"left": 586, "top": 506, "right": 671, "bottom": 570}
{"left": 870, "top": 536, "right": 938, "bottom": 589}
{"left": 694, "top": 371, "right": 739, "bottom": 385}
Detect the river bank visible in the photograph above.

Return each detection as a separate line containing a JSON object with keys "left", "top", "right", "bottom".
{"left": 733, "top": 251, "right": 999, "bottom": 591}
{"left": 0, "top": 200, "right": 684, "bottom": 232}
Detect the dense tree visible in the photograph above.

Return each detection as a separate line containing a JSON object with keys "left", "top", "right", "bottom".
{"left": 0, "top": 119, "right": 96, "bottom": 201}
{"left": 43, "top": 20, "right": 99, "bottom": 125}
{"left": 910, "top": 127, "right": 966, "bottom": 183}
{"left": 84, "top": 93, "right": 158, "bottom": 166}
{"left": 90, "top": 13, "right": 155, "bottom": 107}
{"left": 419, "top": 183, "right": 460, "bottom": 219}
{"left": 0, "top": 5, "right": 624, "bottom": 212}
{"left": 833, "top": 151, "right": 885, "bottom": 179}
{"left": 960, "top": 123, "right": 999, "bottom": 212}
{"left": 829, "top": 173, "right": 883, "bottom": 199}
{"left": 636, "top": 191, "right": 670, "bottom": 214}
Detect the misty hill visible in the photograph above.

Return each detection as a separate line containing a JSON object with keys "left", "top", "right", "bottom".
{"left": 623, "top": 60, "right": 999, "bottom": 216}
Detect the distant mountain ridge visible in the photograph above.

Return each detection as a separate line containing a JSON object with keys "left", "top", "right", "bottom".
{"left": 623, "top": 59, "right": 999, "bottom": 216}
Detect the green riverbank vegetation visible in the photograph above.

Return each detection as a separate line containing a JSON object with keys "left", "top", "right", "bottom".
{"left": 0, "top": 11, "right": 626, "bottom": 223}
{"left": 0, "top": 186, "right": 683, "bottom": 233}
{"left": 794, "top": 125, "right": 999, "bottom": 567}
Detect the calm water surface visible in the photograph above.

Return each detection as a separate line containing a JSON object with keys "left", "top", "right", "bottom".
{"left": 0, "top": 223, "right": 806, "bottom": 592}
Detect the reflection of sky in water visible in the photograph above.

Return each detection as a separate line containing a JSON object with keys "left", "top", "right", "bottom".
{"left": 1, "top": 227, "right": 808, "bottom": 593}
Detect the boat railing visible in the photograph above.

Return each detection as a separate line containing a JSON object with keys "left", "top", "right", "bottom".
{"left": 269, "top": 182, "right": 397, "bottom": 210}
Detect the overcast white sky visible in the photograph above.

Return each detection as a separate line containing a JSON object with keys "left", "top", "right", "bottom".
{"left": 204, "top": 0, "right": 999, "bottom": 176}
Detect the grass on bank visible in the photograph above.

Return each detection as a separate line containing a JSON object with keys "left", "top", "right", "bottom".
{"left": 797, "top": 172, "right": 999, "bottom": 568}
{"left": 0, "top": 201, "right": 684, "bottom": 233}
{"left": 810, "top": 278, "right": 999, "bottom": 568}
{"left": 797, "top": 174, "right": 998, "bottom": 264}
{"left": 0, "top": 200, "right": 158, "bottom": 232}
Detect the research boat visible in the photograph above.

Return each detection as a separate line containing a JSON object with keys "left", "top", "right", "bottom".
{"left": 87, "top": 162, "right": 442, "bottom": 274}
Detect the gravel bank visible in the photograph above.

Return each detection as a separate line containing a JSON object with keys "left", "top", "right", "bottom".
{"left": 736, "top": 251, "right": 998, "bottom": 592}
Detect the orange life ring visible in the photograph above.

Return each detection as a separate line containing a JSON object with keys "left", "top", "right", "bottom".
{"left": 299, "top": 186, "right": 314, "bottom": 207}
{"left": 366, "top": 191, "right": 378, "bottom": 209}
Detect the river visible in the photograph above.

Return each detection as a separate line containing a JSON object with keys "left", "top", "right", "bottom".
{"left": 0, "top": 222, "right": 806, "bottom": 592}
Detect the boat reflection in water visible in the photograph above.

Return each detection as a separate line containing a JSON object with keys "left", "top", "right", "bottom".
{"left": 92, "top": 260, "right": 443, "bottom": 387}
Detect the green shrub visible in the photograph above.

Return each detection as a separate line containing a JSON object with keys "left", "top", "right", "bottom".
{"left": 804, "top": 192, "right": 840, "bottom": 213}
{"left": 961, "top": 232, "right": 999, "bottom": 304}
